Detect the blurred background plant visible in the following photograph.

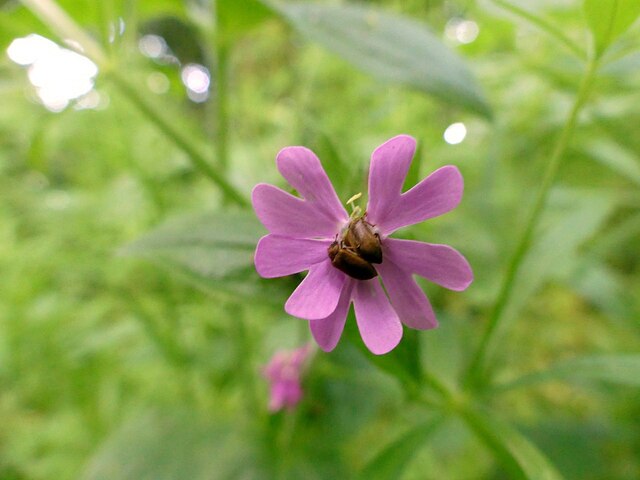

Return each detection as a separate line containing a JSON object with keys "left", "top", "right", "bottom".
{"left": 0, "top": 0, "right": 639, "bottom": 479}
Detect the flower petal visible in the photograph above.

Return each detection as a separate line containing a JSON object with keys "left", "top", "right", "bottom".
{"left": 377, "top": 165, "right": 463, "bottom": 235}
{"left": 384, "top": 238, "right": 473, "bottom": 291}
{"left": 269, "top": 381, "right": 303, "bottom": 411}
{"left": 367, "top": 135, "right": 416, "bottom": 226}
{"left": 285, "top": 260, "right": 346, "bottom": 320}
{"left": 276, "top": 147, "right": 349, "bottom": 224}
{"left": 263, "top": 353, "right": 286, "bottom": 380}
{"left": 252, "top": 183, "right": 343, "bottom": 238}
{"left": 255, "top": 235, "right": 331, "bottom": 278}
{"left": 377, "top": 259, "right": 438, "bottom": 330}
{"left": 353, "top": 279, "right": 402, "bottom": 355}
{"left": 290, "top": 344, "right": 312, "bottom": 368}
{"left": 309, "top": 280, "right": 354, "bottom": 352}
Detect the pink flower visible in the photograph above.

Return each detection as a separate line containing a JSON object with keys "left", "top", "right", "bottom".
{"left": 262, "top": 344, "right": 312, "bottom": 412}
{"left": 253, "top": 134, "right": 473, "bottom": 355}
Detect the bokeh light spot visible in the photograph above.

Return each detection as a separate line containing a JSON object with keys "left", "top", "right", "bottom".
{"left": 7, "top": 34, "right": 99, "bottom": 112}
{"left": 147, "top": 72, "right": 170, "bottom": 94}
{"left": 181, "top": 64, "right": 210, "bottom": 102}
{"left": 445, "top": 18, "right": 479, "bottom": 44}
{"left": 444, "top": 122, "right": 467, "bottom": 145}
{"left": 138, "top": 34, "right": 167, "bottom": 59}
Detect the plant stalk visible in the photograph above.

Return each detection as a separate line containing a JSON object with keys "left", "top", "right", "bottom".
{"left": 464, "top": 54, "right": 601, "bottom": 389}
{"left": 491, "top": 0, "right": 585, "bottom": 59}
{"left": 215, "top": 42, "right": 231, "bottom": 174}
{"left": 20, "top": 0, "right": 248, "bottom": 207}
{"left": 108, "top": 72, "right": 248, "bottom": 207}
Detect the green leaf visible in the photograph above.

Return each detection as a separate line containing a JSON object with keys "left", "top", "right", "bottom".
{"left": 0, "top": 5, "right": 42, "bottom": 51}
{"left": 572, "top": 261, "right": 637, "bottom": 324}
{"left": 121, "top": 211, "right": 262, "bottom": 280}
{"left": 584, "top": 0, "right": 640, "bottom": 56}
{"left": 140, "top": 16, "right": 205, "bottom": 65}
{"left": 470, "top": 189, "right": 617, "bottom": 380}
{"left": 118, "top": 210, "right": 291, "bottom": 303}
{"left": 488, "top": 190, "right": 616, "bottom": 363}
{"left": 521, "top": 421, "right": 617, "bottom": 480}
{"left": 461, "top": 407, "right": 564, "bottom": 480}
{"left": 496, "top": 354, "right": 640, "bottom": 392}
{"left": 271, "top": 2, "right": 492, "bottom": 118}
{"left": 217, "top": 0, "right": 275, "bottom": 42}
{"left": 582, "top": 139, "right": 640, "bottom": 187}
{"left": 490, "top": 0, "right": 584, "bottom": 59}
{"left": 359, "top": 417, "right": 443, "bottom": 480}
{"left": 567, "top": 212, "right": 640, "bottom": 325}
{"left": 80, "top": 411, "right": 264, "bottom": 480}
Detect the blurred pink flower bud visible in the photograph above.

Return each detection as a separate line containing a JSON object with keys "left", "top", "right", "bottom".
{"left": 262, "top": 344, "right": 312, "bottom": 412}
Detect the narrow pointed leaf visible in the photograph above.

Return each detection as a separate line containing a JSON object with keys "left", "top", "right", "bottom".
{"left": 486, "top": 191, "right": 616, "bottom": 366}
{"left": 218, "top": 0, "right": 275, "bottom": 42}
{"left": 462, "top": 408, "right": 564, "bottom": 480}
{"left": 359, "top": 416, "right": 444, "bottom": 480}
{"left": 582, "top": 139, "right": 640, "bottom": 187}
{"left": 121, "top": 211, "right": 263, "bottom": 280}
{"left": 80, "top": 411, "right": 264, "bottom": 480}
{"left": 496, "top": 354, "right": 640, "bottom": 392}
{"left": 119, "top": 211, "right": 291, "bottom": 303}
{"left": 584, "top": 0, "right": 640, "bottom": 56}
{"left": 272, "top": 2, "right": 491, "bottom": 117}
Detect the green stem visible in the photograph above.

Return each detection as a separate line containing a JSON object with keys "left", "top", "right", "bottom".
{"left": 125, "top": 292, "right": 192, "bottom": 368}
{"left": 96, "top": 0, "right": 116, "bottom": 57}
{"left": 231, "top": 306, "right": 262, "bottom": 416}
{"left": 491, "top": 0, "right": 585, "bottom": 60}
{"left": 464, "top": 55, "right": 601, "bottom": 389}
{"left": 108, "top": 72, "right": 247, "bottom": 207}
{"left": 20, "top": 0, "right": 249, "bottom": 207}
{"left": 421, "top": 368, "right": 454, "bottom": 401}
{"left": 20, "top": 0, "right": 107, "bottom": 64}
{"left": 215, "top": 43, "right": 231, "bottom": 174}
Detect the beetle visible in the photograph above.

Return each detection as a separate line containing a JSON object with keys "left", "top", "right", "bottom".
{"left": 328, "top": 240, "right": 378, "bottom": 280}
{"left": 342, "top": 217, "right": 382, "bottom": 264}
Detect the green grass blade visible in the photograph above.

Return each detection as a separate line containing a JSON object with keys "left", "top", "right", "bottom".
{"left": 461, "top": 407, "right": 564, "bottom": 480}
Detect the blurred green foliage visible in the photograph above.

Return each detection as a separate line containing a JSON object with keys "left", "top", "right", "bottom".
{"left": 0, "top": 0, "right": 639, "bottom": 479}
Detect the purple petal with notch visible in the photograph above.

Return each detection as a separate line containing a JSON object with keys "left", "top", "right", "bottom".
{"left": 377, "top": 259, "right": 438, "bottom": 330}
{"left": 367, "top": 135, "right": 416, "bottom": 226}
{"left": 255, "top": 235, "right": 332, "bottom": 278}
{"left": 353, "top": 279, "right": 403, "bottom": 355}
{"left": 252, "top": 183, "right": 343, "bottom": 238}
{"left": 310, "top": 280, "right": 354, "bottom": 352}
{"left": 285, "top": 260, "right": 346, "bottom": 320}
{"left": 276, "top": 146, "right": 349, "bottom": 225}
{"left": 385, "top": 238, "right": 473, "bottom": 291}
{"left": 376, "top": 165, "right": 463, "bottom": 235}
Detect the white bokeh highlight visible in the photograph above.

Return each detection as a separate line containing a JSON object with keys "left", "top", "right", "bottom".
{"left": 444, "top": 122, "right": 467, "bottom": 145}
{"left": 181, "top": 63, "right": 210, "bottom": 102}
{"left": 445, "top": 18, "right": 480, "bottom": 45}
{"left": 7, "top": 34, "right": 99, "bottom": 112}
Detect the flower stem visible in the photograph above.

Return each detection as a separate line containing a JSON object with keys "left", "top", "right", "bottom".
{"left": 20, "top": 0, "right": 108, "bottom": 64}
{"left": 20, "top": 0, "right": 249, "bottom": 208}
{"left": 108, "top": 72, "right": 248, "bottom": 207}
{"left": 422, "top": 368, "right": 454, "bottom": 401}
{"left": 464, "top": 54, "right": 601, "bottom": 389}
{"left": 214, "top": 42, "right": 231, "bottom": 174}
{"left": 491, "top": 0, "right": 585, "bottom": 59}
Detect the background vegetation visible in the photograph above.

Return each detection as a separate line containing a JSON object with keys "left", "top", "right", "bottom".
{"left": 0, "top": 0, "right": 639, "bottom": 478}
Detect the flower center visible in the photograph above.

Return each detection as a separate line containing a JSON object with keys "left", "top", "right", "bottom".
{"left": 327, "top": 214, "right": 382, "bottom": 281}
